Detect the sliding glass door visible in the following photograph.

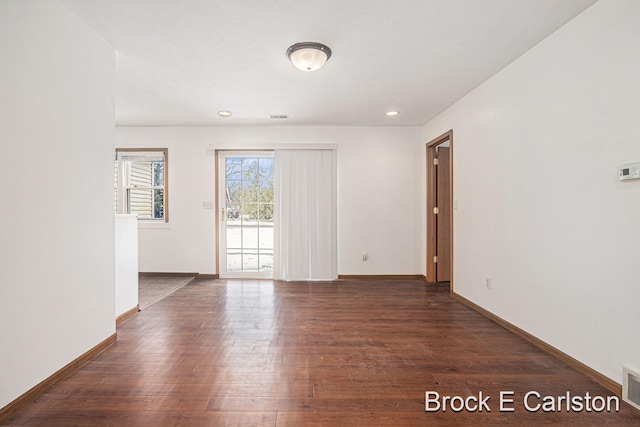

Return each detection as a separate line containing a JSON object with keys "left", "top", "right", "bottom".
{"left": 218, "top": 152, "right": 274, "bottom": 278}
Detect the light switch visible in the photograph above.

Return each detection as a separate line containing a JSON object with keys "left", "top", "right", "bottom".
{"left": 618, "top": 162, "right": 640, "bottom": 181}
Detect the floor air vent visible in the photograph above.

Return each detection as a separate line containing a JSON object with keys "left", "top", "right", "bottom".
{"left": 623, "top": 366, "right": 640, "bottom": 410}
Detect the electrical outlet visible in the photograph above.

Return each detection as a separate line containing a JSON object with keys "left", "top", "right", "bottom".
{"left": 485, "top": 277, "right": 491, "bottom": 290}
{"left": 362, "top": 252, "right": 368, "bottom": 261}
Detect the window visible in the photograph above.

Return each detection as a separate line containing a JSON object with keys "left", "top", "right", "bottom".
{"left": 115, "top": 148, "right": 168, "bottom": 222}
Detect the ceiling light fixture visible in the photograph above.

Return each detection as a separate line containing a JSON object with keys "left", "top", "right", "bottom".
{"left": 218, "top": 110, "right": 232, "bottom": 117}
{"left": 386, "top": 111, "right": 400, "bottom": 116}
{"left": 286, "top": 42, "right": 332, "bottom": 72}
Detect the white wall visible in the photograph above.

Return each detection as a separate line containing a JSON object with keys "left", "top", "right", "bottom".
{"left": 0, "top": 0, "right": 115, "bottom": 408}
{"left": 116, "top": 126, "right": 423, "bottom": 275}
{"left": 422, "top": 0, "right": 640, "bottom": 384}
{"left": 115, "top": 215, "right": 138, "bottom": 316}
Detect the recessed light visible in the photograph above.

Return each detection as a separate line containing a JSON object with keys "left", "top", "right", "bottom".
{"left": 218, "top": 111, "right": 232, "bottom": 117}
{"left": 386, "top": 111, "right": 400, "bottom": 116}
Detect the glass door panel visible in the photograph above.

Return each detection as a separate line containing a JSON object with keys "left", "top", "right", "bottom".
{"left": 219, "top": 152, "right": 274, "bottom": 278}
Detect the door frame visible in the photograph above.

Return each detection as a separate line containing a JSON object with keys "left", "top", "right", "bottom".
{"left": 426, "top": 130, "right": 454, "bottom": 292}
{"left": 215, "top": 149, "right": 275, "bottom": 279}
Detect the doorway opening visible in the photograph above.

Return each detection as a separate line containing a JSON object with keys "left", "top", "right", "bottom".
{"left": 426, "top": 130, "right": 453, "bottom": 291}
{"left": 217, "top": 151, "right": 274, "bottom": 279}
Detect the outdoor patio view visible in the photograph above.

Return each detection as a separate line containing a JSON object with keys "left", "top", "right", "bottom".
{"left": 224, "top": 156, "right": 274, "bottom": 273}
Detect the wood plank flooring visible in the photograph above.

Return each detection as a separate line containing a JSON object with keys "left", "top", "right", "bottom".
{"left": 138, "top": 275, "right": 196, "bottom": 310}
{"left": 3, "top": 278, "right": 640, "bottom": 426}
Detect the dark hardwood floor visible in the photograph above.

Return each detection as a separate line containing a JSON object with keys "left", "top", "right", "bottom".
{"left": 4, "top": 278, "right": 639, "bottom": 426}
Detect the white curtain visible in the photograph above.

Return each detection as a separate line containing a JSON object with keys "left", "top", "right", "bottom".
{"left": 273, "top": 149, "right": 337, "bottom": 281}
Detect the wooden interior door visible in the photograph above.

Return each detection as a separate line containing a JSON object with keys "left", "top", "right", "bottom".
{"left": 426, "top": 130, "right": 453, "bottom": 286}
{"left": 436, "top": 147, "right": 451, "bottom": 282}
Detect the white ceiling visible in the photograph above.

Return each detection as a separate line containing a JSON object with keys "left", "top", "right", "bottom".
{"left": 59, "top": 0, "right": 597, "bottom": 127}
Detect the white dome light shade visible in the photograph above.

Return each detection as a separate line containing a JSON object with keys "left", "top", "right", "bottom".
{"left": 287, "top": 42, "right": 332, "bottom": 72}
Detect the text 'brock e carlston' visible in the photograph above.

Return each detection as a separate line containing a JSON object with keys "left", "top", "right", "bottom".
{"left": 425, "top": 391, "right": 619, "bottom": 413}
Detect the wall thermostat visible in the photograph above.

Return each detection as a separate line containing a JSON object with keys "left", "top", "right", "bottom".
{"left": 618, "top": 162, "right": 640, "bottom": 181}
